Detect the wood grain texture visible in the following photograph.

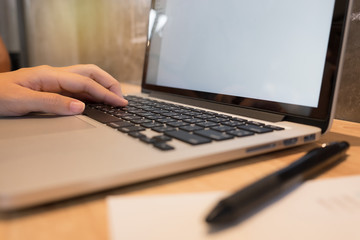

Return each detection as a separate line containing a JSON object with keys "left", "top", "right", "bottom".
{"left": 0, "top": 83, "right": 359, "bottom": 240}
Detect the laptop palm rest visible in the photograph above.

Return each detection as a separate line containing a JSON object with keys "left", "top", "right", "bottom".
{"left": 0, "top": 115, "right": 94, "bottom": 140}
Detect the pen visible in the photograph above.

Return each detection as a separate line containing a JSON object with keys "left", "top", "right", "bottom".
{"left": 205, "top": 141, "right": 350, "bottom": 225}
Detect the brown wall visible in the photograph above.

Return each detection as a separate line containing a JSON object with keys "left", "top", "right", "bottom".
{"left": 335, "top": 0, "right": 360, "bottom": 122}
{"left": 24, "top": 0, "right": 149, "bottom": 84}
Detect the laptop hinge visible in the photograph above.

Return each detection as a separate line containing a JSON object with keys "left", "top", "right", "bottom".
{"left": 147, "top": 91, "right": 285, "bottom": 123}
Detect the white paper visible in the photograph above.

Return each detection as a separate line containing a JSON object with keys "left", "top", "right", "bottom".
{"left": 107, "top": 175, "right": 360, "bottom": 240}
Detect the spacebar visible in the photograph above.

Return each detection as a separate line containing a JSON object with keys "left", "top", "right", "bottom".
{"left": 165, "top": 130, "right": 211, "bottom": 145}
{"left": 83, "top": 107, "right": 120, "bottom": 123}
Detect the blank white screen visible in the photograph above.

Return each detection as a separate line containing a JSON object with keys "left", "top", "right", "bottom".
{"left": 148, "top": 0, "right": 335, "bottom": 107}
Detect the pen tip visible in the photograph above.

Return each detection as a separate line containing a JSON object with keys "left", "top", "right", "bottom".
{"left": 206, "top": 205, "right": 222, "bottom": 223}
{"left": 340, "top": 141, "right": 350, "bottom": 149}
{"left": 205, "top": 203, "right": 231, "bottom": 224}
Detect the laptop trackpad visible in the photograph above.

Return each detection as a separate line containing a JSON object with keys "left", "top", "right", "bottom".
{"left": 0, "top": 114, "right": 95, "bottom": 140}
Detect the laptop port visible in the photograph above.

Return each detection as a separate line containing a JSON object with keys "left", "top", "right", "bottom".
{"left": 283, "top": 138, "right": 298, "bottom": 146}
{"left": 246, "top": 143, "right": 276, "bottom": 153}
{"left": 304, "top": 134, "right": 316, "bottom": 142}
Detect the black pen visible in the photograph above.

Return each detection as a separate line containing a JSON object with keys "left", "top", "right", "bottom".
{"left": 205, "top": 141, "right": 350, "bottom": 225}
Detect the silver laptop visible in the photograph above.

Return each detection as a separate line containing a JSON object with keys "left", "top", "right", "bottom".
{"left": 0, "top": 0, "right": 353, "bottom": 211}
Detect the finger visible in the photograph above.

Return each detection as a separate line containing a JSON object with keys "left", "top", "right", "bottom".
{"left": 24, "top": 91, "right": 85, "bottom": 115}
{"left": 60, "top": 64, "right": 126, "bottom": 98}
{"left": 32, "top": 67, "right": 128, "bottom": 106}
{"left": 54, "top": 71, "right": 128, "bottom": 106}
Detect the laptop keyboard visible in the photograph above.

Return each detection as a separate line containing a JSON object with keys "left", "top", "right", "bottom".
{"left": 83, "top": 95, "right": 284, "bottom": 151}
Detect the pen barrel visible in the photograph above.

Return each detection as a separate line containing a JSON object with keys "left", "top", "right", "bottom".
{"left": 217, "top": 173, "right": 301, "bottom": 223}
{"left": 280, "top": 141, "right": 350, "bottom": 180}
{"left": 206, "top": 141, "right": 350, "bottom": 224}
{"left": 225, "top": 141, "right": 350, "bottom": 218}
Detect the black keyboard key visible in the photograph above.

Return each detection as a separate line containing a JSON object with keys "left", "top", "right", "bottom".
{"left": 217, "top": 114, "right": 232, "bottom": 119}
{"left": 153, "top": 142, "right": 175, "bottom": 151}
{"left": 156, "top": 118, "right": 177, "bottom": 124}
{"left": 196, "top": 121, "right": 219, "bottom": 128}
{"left": 209, "top": 117, "right": 229, "bottom": 123}
{"left": 140, "top": 137, "right": 156, "bottom": 144}
{"left": 107, "top": 121, "right": 134, "bottom": 129}
{"left": 222, "top": 120, "right": 245, "bottom": 127}
{"left": 248, "top": 121, "right": 265, "bottom": 126}
{"left": 118, "top": 126, "right": 145, "bottom": 133}
{"left": 152, "top": 135, "right": 172, "bottom": 142}
{"left": 227, "top": 129, "right": 254, "bottom": 137}
{"left": 194, "top": 129, "right": 234, "bottom": 141}
{"left": 128, "top": 131, "right": 146, "bottom": 138}
{"left": 172, "top": 114, "right": 191, "bottom": 120}
{"left": 127, "top": 109, "right": 145, "bottom": 114}
{"left": 183, "top": 111, "right": 200, "bottom": 117}
{"left": 114, "top": 112, "right": 127, "bottom": 118}
{"left": 131, "top": 118, "right": 152, "bottom": 124}
{"left": 141, "top": 122, "right": 163, "bottom": 128}
{"left": 152, "top": 126, "right": 176, "bottom": 133}
{"left": 146, "top": 114, "right": 165, "bottom": 120}
{"left": 197, "top": 114, "right": 214, "bottom": 120}
{"left": 86, "top": 103, "right": 102, "bottom": 108}
{"left": 120, "top": 113, "right": 136, "bottom": 118}
{"left": 232, "top": 117, "right": 248, "bottom": 122}
{"left": 106, "top": 109, "right": 117, "bottom": 115}
{"left": 151, "top": 109, "right": 166, "bottom": 114}
{"left": 95, "top": 105, "right": 115, "bottom": 113}
{"left": 211, "top": 125, "right": 235, "bottom": 132}
{"left": 165, "top": 130, "right": 211, "bottom": 145}
{"left": 173, "top": 108, "right": 189, "bottom": 114}
{"left": 83, "top": 107, "right": 120, "bottom": 123}
{"left": 237, "top": 124, "right": 273, "bottom": 134}
{"left": 166, "top": 121, "right": 189, "bottom": 127}
{"left": 122, "top": 115, "right": 142, "bottom": 121}
{"left": 265, "top": 125, "right": 285, "bottom": 131}
{"left": 161, "top": 112, "right": 179, "bottom": 117}
{"left": 179, "top": 125, "right": 204, "bottom": 132}
{"left": 136, "top": 112, "right": 154, "bottom": 117}
{"left": 183, "top": 118, "right": 204, "bottom": 124}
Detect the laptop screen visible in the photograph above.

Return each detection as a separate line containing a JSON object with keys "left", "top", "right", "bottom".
{"left": 142, "top": 0, "right": 351, "bottom": 128}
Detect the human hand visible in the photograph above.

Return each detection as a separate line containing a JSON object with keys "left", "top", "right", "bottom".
{"left": 0, "top": 64, "right": 128, "bottom": 116}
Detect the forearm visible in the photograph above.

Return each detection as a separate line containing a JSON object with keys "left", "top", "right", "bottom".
{"left": 0, "top": 54, "right": 11, "bottom": 72}
{"left": 0, "top": 37, "right": 11, "bottom": 72}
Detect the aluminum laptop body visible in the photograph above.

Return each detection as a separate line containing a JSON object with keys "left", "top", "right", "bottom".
{"left": 0, "top": 0, "right": 353, "bottom": 211}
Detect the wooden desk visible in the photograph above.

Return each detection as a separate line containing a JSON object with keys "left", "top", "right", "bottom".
{"left": 1, "top": 83, "right": 359, "bottom": 240}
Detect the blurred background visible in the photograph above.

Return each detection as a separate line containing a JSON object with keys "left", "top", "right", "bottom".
{"left": 0, "top": 0, "right": 149, "bottom": 84}
{"left": 0, "top": 0, "right": 358, "bottom": 122}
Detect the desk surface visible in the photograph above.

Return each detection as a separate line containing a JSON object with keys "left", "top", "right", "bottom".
{"left": 1, "top": 83, "right": 359, "bottom": 240}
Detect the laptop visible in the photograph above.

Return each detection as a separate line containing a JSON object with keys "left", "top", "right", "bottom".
{"left": 0, "top": 0, "right": 353, "bottom": 211}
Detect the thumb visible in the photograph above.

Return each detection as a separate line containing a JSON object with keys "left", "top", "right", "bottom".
{"left": 27, "top": 91, "right": 85, "bottom": 115}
